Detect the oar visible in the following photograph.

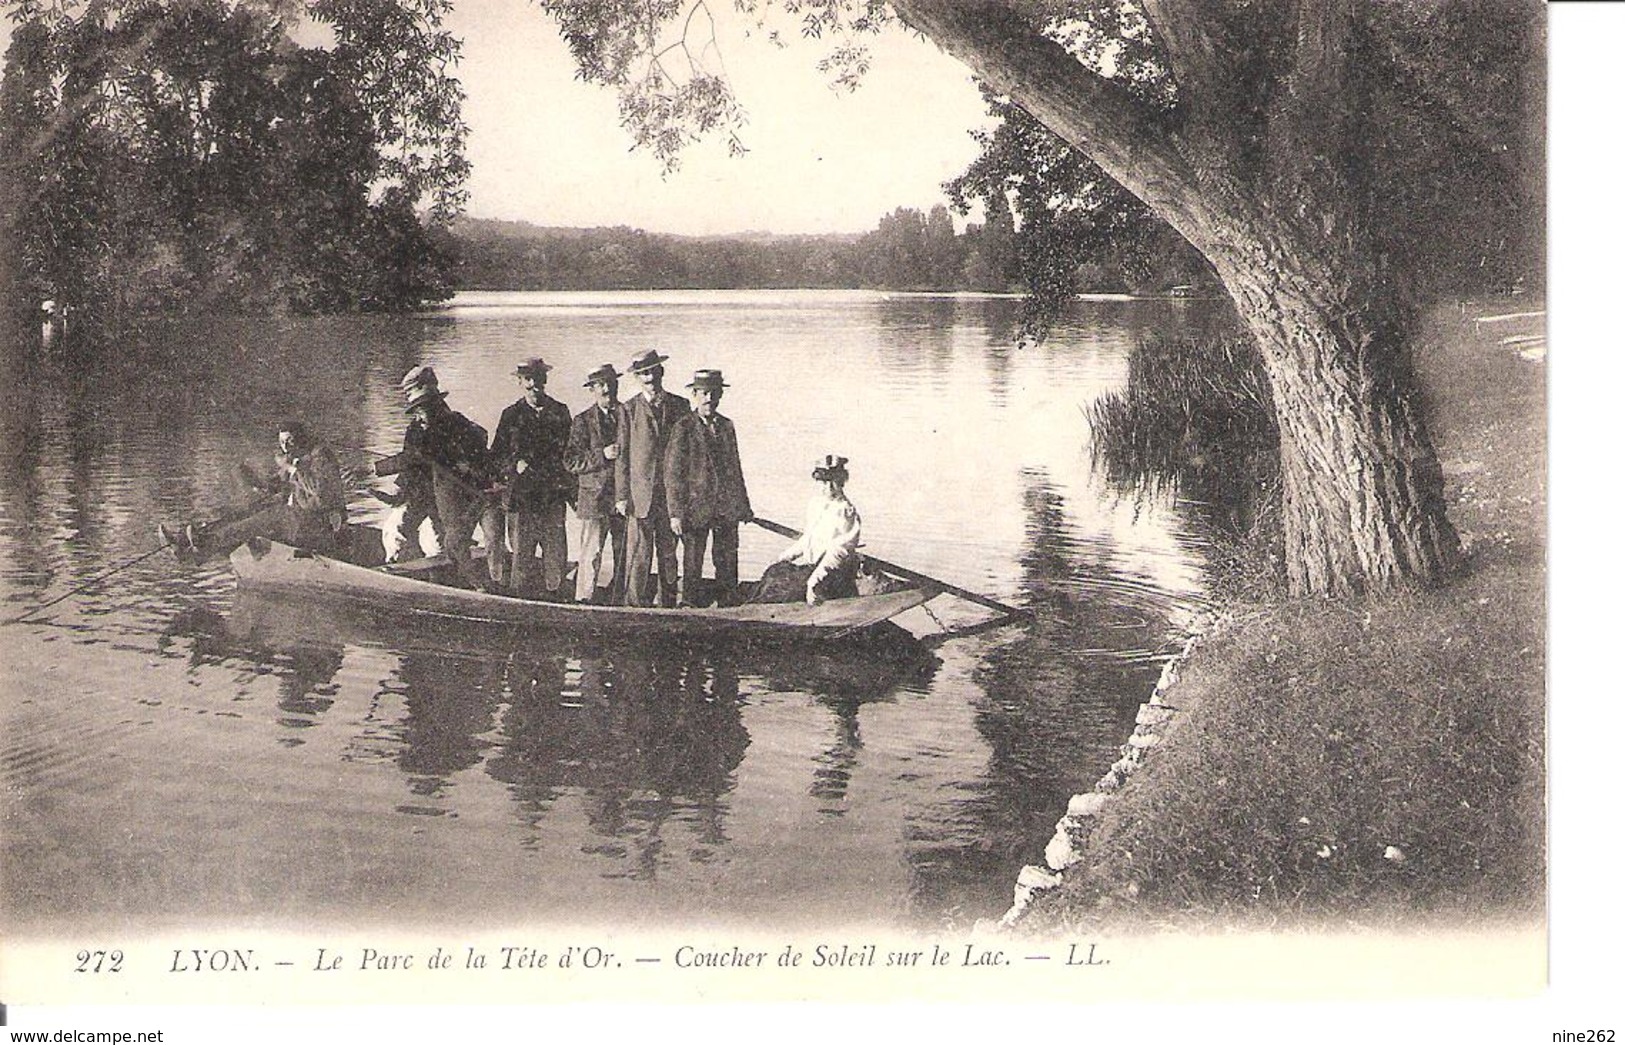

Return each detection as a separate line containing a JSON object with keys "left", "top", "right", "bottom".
{"left": 366, "top": 446, "right": 505, "bottom": 505}
{"left": 2, "top": 544, "right": 178, "bottom": 626}
{"left": 749, "top": 516, "right": 1031, "bottom": 620}
{"left": 5, "top": 489, "right": 298, "bottom": 626}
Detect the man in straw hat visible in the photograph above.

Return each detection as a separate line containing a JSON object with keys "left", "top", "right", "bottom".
{"left": 615, "top": 349, "right": 688, "bottom": 607}
{"left": 663, "top": 368, "right": 753, "bottom": 607}
{"left": 401, "top": 371, "right": 503, "bottom": 589}
{"left": 375, "top": 365, "right": 444, "bottom": 562}
{"left": 565, "top": 362, "right": 627, "bottom": 604}
{"left": 491, "top": 356, "right": 574, "bottom": 597}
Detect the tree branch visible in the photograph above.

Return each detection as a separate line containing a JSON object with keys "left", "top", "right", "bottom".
{"left": 1284, "top": 0, "right": 1353, "bottom": 116}
{"left": 890, "top": 0, "right": 1208, "bottom": 228}
{"left": 1137, "top": 0, "right": 1228, "bottom": 98}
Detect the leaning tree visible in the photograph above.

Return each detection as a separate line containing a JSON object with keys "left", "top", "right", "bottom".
{"left": 537, "top": 0, "right": 1544, "bottom": 597}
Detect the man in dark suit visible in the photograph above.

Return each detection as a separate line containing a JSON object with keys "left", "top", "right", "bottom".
{"left": 615, "top": 349, "right": 688, "bottom": 607}
{"left": 664, "top": 369, "right": 753, "bottom": 606}
{"left": 491, "top": 357, "right": 574, "bottom": 596}
{"left": 565, "top": 362, "right": 626, "bottom": 604}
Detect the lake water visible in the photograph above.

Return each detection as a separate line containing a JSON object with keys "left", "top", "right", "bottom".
{"left": 1, "top": 290, "right": 1236, "bottom": 937}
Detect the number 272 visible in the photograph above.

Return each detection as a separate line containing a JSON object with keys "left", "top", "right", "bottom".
{"left": 75, "top": 949, "right": 123, "bottom": 973}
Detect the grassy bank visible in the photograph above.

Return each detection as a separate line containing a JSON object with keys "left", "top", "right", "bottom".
{"left": 1020, "top": 298, "right": 1546, "bottom": 933}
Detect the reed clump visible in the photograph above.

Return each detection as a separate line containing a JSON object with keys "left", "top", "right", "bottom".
{"left": 1085, "top": 333, "right": 1285, "bottom": 602}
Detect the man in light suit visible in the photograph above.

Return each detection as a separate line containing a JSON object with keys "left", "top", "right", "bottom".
{"left": 615, "top": 349, "right": 689, "bottom": 607}
{"left": 664, "top": 369, "right": 753, "bottom": 607}
{"left": 565, "top": 362, "right": 626, "bottom": 604}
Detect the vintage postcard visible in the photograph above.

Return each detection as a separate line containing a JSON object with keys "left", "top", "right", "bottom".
{"left": 0, "top": 0, "right": 1600, "bottom": 1038}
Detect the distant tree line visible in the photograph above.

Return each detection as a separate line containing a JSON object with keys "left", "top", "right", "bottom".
{"left": 452, "top": 201, "right": 1211, "bottom": 296}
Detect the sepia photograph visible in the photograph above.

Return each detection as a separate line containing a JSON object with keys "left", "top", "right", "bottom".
{"left": 0, "top": 0, "right": 1598, "bottom": 1036}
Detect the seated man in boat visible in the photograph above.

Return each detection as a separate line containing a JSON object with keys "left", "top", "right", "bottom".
{"left": 375, "top": 365, "right": 444, "bottom": 563}
{"left": 402, "top": 378, "right": 505, "bottom": 590}
{"left": 757, "top": 454, "right": 861, "bottom": 605}
{"left": 165, "top": 421, "right": 347, "bottom": 561}
{"left": 491, "top": 356, "right": 574, "bottom": 597}
{"left": 662, "top": 369, "right": 753, "bottom": 607}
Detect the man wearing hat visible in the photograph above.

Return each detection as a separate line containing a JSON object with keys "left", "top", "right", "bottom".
{"left": 491, "top": 357, "right": 574, "bottom": 596}
{"left": 565, "top": 363, "right": 626, "bottom": 604}
{"left": 615, "top": 349, "right": 689, "bottom": 607}
{"left": 663, "top": 369, "right": 753, "bottom": 607}
{"left": 402, "top": 372, "right": 502, "bottom": 589}
{"left": 376, "top": 365, "right": 443, "bottom": 562}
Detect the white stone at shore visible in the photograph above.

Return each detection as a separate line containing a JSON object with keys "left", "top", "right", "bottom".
{"left": 1137, "top": 704, "right": 1175, "bottom": 726}
{"left": 1068, "top": 792, "right": 1110, "bottom": 818}
{"left": 1018, "top": 864, "right": 1064, "bottom": 890}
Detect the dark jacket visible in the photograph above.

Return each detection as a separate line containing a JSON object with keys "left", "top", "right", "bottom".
{"left": 565, "top": 403, "right": 620, "bottom": 520}
{"left": 418, "top": 404, "right": 495, "bottom": 492}
{"left": 614, "top": 389, "right": 690, "bottom": 519}
{"left": 401, "top": 420, "right": 439, "bottom": 502}
{"left": 663, "top": 412, "right": 752, "bottom": 529}
{"left": 491, "top": 395, "right": 574, "bottom": 511}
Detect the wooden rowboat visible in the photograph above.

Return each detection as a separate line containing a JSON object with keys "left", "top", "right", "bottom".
{"left": 229, "top": 537, "right": 934, "bottom": 642}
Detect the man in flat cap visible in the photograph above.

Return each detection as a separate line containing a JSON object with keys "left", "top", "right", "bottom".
{"left": 565, "top": 363, "right": 626, "bottom": 604}
{"left": 491, "top": 356, "right": 574, "bottom": 596}
{"left": 166, "top": 420, "right": 347, "bottom": 561}
{"left": 615, "top": 349, "right": 688, "bottom": 607}
{"left": 663, "top": 369, "right": 753, "bottom": 607}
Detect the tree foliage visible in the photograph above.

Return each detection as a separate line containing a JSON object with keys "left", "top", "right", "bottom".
{"left": 0, "top": 0, "right": 469, "bottom": 316}
{"left": 946, "top": 88, "right": 1208, "bottom": 339}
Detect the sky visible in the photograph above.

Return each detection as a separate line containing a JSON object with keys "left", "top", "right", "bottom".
{"left": 447, "top": 0, "right": 992, "bottom": 235}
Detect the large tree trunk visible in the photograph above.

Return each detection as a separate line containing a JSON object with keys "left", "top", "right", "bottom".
{"left": 892, "top": 0, "right": 1465, "bottom": 596}
{"left": 1217, "top": 258, "right": 1461, "bottom": 595}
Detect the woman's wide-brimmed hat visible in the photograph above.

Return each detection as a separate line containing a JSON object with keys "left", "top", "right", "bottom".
{"left": 812, "top": 454, "right": 850, "bottom": 481}
{"left": 583, "top": 363, "right": 621, "bottom": 387}
{"left": 627, "top": 349, "right": 669, "bottom": 374}
{"left": 687, "top": 368, "right": 728, "bottom": 389}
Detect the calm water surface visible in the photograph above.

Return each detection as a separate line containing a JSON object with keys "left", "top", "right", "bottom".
{"left": 1, "top": 290, "right": 1235, "bottom": 935}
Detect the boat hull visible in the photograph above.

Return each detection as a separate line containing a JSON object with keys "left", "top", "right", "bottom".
{"left": 229, "top": 539, "right": 932, "bottom": 642}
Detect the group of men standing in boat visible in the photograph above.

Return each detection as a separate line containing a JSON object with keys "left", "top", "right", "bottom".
{"left": 388, "top": 349, "right": 757, "bottom": 607}
{"left": 166, "top": 347, "right": 865, "bottom": 608}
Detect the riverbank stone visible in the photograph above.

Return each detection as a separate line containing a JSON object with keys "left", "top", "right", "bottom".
{"left": 1136, "top": 704, "right": 1175, "bottom": 727}
{"left": 1045, "top": 825, "right": 1083, "bottom": 871}
{"left": 1018, "top": 864, "right": 1063, "bottom": 890}
{"left": 1067, "top": 792, "right": 1110, "bottom": 818}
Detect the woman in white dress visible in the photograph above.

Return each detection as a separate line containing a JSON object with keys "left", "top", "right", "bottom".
{"left": 757, "top": 454, "right": 862, "bottom": 605}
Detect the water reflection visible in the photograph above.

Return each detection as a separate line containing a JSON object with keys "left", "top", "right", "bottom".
{"left": 488, "top": 647, "right": 748, "bottom": 878}
{"left": 216, "top": 589, "right": 938, "bottom": 888}
{"left": 899, "top": 466, "right": 1197, "bottom": 921}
